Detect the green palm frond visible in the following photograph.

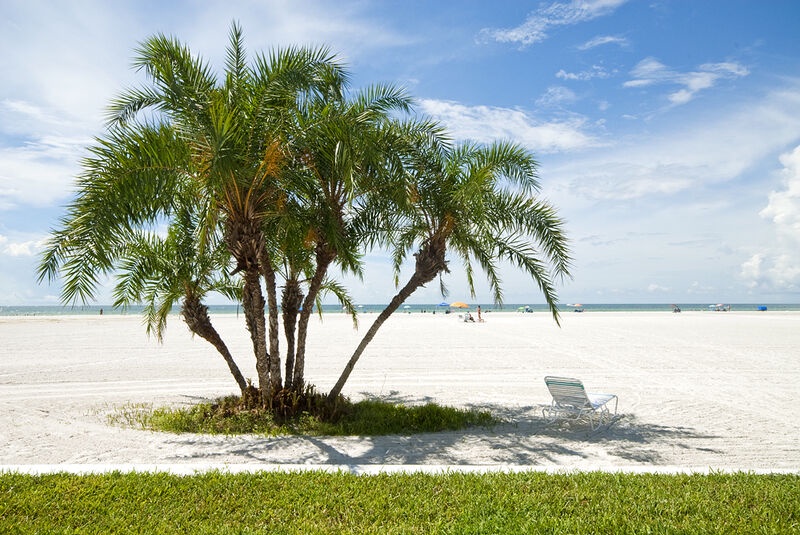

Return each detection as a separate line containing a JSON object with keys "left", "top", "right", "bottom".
{"left": 318, "top": 278, "right": 358, "bottom": 328}
{"left": 224, "top": 21, "right": 249, "bottom": 101}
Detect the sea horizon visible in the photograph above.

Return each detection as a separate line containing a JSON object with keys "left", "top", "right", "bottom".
{"left": 2, "top": 302, "right": 799, "bottom": 316}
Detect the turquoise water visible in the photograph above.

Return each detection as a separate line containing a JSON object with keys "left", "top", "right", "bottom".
{"left": 1, "top": 303, "right": 797, "bottom": 316}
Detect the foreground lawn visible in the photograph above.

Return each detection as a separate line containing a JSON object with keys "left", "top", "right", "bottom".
{"left": 2, "top": 471, "right": 798, "bottom": 533}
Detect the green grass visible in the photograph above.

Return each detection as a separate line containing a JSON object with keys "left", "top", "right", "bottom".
{"left": 109, "top": 398, "right": 497, "bottom": 436}
{"left": 1, "top": 471, "right": 797, "bottom": 533}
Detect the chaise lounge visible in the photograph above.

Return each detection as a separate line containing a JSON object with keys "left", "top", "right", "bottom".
{"left": 542, "top": 376, "right": 618, "bottom": 431}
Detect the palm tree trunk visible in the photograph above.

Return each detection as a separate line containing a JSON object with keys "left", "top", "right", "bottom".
{"left": 327, "top": 239, "right": 447, "bottom": 404}
{"left": 281, "top": 277, "right": 303, "bottom": 389}
{"left": 242, "top": 267, "right": 270, "bottom": 399}
{"left": 260, "top": 251, "right": 282, "bottom": 394}
{"left": 292, "top": 244, "right": 336, "bottom": 391}
{"left": 182, "top": 293, "right": 248, "bottom": 394}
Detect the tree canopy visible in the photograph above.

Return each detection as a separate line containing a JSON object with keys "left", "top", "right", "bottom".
{"left": 38, "top": 22, "right": 572, "bottom": 409}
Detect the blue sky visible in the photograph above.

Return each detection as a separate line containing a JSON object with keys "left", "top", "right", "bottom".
{"left": 2, "top": 0, "right": 800, "bottom": 306}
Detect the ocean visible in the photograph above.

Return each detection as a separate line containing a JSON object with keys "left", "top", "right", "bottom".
{"left": 1, "top": 303, "right": 797, "bottom": 316}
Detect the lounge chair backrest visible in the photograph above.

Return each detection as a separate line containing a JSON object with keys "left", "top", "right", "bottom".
{"left": 544, "top": 376, "right": 590, "bottom": 409}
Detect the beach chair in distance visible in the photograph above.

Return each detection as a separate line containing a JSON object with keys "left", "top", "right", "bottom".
{"left": 542, "top": 376, "right": 618, "bottom": 431}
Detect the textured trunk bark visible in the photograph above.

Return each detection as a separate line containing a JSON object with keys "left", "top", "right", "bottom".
{"left": 281, "top": 278, "right": 303, "bottom": 389}
{"left": 182, "top": 293, "right": 248, "bottom": 394}
{"left": 327, "top": 239, "right": 447, "bottom": 404}
{"left": 260, "top": 251, "right": 282, "bottom": 394}
{"left": 292, "top": 244, "right": 336, "bottom": 391}
{"left": 242, "top": 267, "right": 269, "bottom": 399}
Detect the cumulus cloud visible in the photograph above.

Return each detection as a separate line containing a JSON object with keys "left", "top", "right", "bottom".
{"left": 624, "top": 58, "right": 749, "bottom": 105}
{"left": 0, "top": 234, "right": 47, "bottom": 257}
{"left": 418, "top": 99, "right": 600, "bottom": 153}
{"left": 760, "top": 145, "right": 800, "bottom": 235}
{"left": 741, "top": 252, "right": 800, "bottom": 293}
{"left": 479, "top": 0, "right": 629, "bottom": 47}
{"left": 739, "top": 145, "right": 800, "bottom": 293}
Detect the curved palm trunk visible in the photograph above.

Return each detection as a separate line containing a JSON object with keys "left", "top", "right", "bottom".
{"left": 260, "top": 251, "right": 282, "bottom": 394}
{"left": 281, "top": 277, "right": 304, "bottom": 389}
{"left": 327, "top": 238, "right": 447, "bottom": 404}
{"left": 182, "top": 293, "right": 248, "bottom": 394}
{"left": 291, "top": 244, "right": 336, "bottom": 391}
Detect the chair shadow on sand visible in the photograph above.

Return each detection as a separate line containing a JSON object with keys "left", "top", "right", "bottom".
{"left": 163, "top": 390, "right": 723, "bottom": 468}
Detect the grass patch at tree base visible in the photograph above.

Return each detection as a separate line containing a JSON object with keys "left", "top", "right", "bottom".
{"left": 109, "top": 388, "right": 497, "bottom": 436}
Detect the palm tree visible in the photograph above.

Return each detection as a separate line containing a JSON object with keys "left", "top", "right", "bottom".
{"left": 327, "top": 136, "right": 572, "bottom": 403}
{"left": 278, "top": 83, "right": 414, "bottom": 390}
{"left": 37, "top": 23, "right": 349, "bottom": 402}
{"left": 113, "top": 205, "right": 248, "bottom": 394}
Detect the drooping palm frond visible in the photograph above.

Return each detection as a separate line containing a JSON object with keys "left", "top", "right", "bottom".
{"left": 36, "top": 121, "right": 193, "bottom": 304}
{"left": 317, "top": 278, "right": 358, "bottom": 329}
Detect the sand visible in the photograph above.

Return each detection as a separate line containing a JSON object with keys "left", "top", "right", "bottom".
{"left": 1, "top": 309, "right": 798, "bottom": 474}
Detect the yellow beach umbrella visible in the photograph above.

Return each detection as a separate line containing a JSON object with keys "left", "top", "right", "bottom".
{"left": 450, "top": 301, "right": 469, "bottom": 308}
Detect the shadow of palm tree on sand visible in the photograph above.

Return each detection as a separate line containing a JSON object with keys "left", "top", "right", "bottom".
{"left": 162, "top": 391, "right": 723, "bottom": 468}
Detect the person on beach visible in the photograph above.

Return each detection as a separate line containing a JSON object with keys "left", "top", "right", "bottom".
{"left": 477, "top": 305, "right": 484, "bottom": 322}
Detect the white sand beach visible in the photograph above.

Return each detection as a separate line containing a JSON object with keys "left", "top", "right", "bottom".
{"left": 1, "top": 310, "right": 799, "bottom": 473}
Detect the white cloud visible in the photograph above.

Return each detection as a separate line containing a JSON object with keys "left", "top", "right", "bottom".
{"left": 556, "top": 65, "right": 612, "bottom": 81}
{"left": 742, "top": 145, "right": 800, "bottom": 293}
{"left": 647, "top": 283, "right": 669, "bottom": 293}
{"left": 418, "top": 99, "right": 600, "bottom": 153}
{"left": 624, "top": 57, "right": 749, "bottom": 106}
{"left": 760, "top": 145, "right": 800, "bottom": 235}
{"left": 480, "top": 0, "right": 629, "bottom": 47}
{"left": 740, "top": 253, "right": 763, "bottom": 284}
{"left": 0, "top": 1, "right": 412, "bottom": 213}
{"left": 549, "top": 82, "right": 800, "bottom": 202}
{"left": 578, "top": 35, "right": 628, "bottom": 50}
{"left": 193, "top": 5, "right": 415, "bottom": 71}
{"left": 0, "top": 233, "right": 47, "bottom": 257}
{"left": 536, "top": 86, "right": 578, "bottom": 107}
{"left": 741, "top": 253, "right": 800, "bottom": 293}
{"left": 0, "top": 99, "right": 88, "bottom": 209}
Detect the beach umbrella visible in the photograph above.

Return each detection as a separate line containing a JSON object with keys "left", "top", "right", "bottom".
{"left": 450, "top": 301, "right": 469, "bottom": 308}
{"left": 437, "top": 301, "right": 450, "bottom": 307}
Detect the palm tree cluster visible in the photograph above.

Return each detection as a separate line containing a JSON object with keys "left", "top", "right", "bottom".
{"left": 38, "top": 23, "right": 571, "bottom": 409}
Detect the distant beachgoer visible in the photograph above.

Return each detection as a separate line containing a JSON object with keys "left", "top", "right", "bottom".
{"left": 477, "top": 305, "right": 484, "bottom": 322}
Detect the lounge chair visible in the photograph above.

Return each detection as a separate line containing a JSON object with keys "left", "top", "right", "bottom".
{"left": 542, "top": 376, "right": 618, "bottom": 431}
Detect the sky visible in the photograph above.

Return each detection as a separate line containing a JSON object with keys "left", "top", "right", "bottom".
{"left": 2, "top": 0, "right": 800, "bottom": 307}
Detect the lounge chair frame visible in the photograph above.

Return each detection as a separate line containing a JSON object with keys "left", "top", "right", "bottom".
{"left": 542, "top": 376, "right": 618, "bottom": 431}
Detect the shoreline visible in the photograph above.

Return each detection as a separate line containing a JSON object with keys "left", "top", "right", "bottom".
{"left": 2, "top": 311, "right": 799, "bottom": 472}
{"left": 2, "top": 302, "right": 799, "bottom": 318}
